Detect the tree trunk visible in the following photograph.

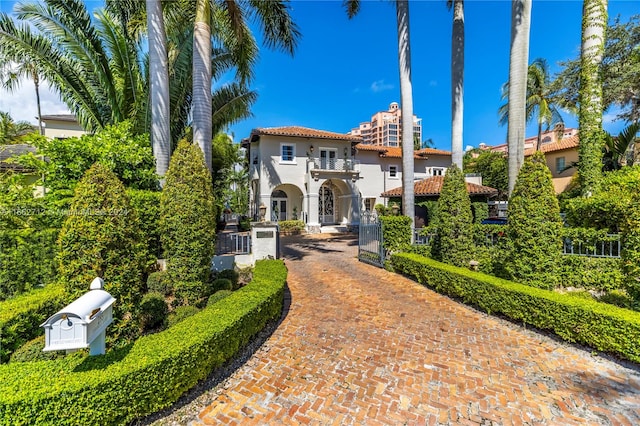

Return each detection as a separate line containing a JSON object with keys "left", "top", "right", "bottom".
{"left": 507, "top": 0, "right": 532, "bottom": 195}
{"left": 193, "top": 0, "right": 213, "bottom": 172}
{"left": 33, "top": 72, "right": 43, "bottom": 136}
{"left": 451, "top": 0, "right": 464, "bottom": 169}
{"left": 578, "top": 0, "right": 607, "bottom": 196}
{"left": 396, "top": 0, "right": 415, "bottom": 242}
{"left": 146, "top": 0, "right": 171, "bottom": 180}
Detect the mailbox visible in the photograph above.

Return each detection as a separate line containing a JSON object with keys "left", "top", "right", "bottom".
{"left": 41, "top": 277, "right": 115, "bottom": 356}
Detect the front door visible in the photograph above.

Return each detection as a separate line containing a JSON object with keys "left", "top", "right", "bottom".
{"left": 272, "top": 199, "right": 287, "bottom": 221}
{"left": 319, "top": 184, "right": 335, "bottom": 224}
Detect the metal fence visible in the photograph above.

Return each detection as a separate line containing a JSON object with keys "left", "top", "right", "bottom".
{"left": 562, "top": 234, "right": 621, "bottom": 258}
{"left": 358, "top": 211, "right": 385, "bottom": 267}
{"left": 215, "top": 232, "right": 251, "bottom": 255}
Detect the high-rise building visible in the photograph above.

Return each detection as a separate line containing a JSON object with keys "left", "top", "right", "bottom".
{"left": 348, "top": 102, "right": 422, "bottom": 147}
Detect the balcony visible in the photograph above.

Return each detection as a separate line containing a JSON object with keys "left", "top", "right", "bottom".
{"left": 309, "top": 158, "right": 360, "bottom": 181}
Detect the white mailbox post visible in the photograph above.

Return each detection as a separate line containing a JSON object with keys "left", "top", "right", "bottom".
{"left": 41, "top": 277, "right": 115, "bottom": 356}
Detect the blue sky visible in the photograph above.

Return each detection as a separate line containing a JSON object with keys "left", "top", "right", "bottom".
{"left": 1, "top": 0, "right": 638, "bottom": 151}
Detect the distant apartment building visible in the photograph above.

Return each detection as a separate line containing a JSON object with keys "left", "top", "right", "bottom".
{"left": 349, "top": 102, "right": 422, "bottom": 147}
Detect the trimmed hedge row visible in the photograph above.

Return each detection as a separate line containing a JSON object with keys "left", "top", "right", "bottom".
{"left": 390, "top": 252, "right": 640, "bottom": 363}
{"left": 0, "top": 259, "right": 287, "bottom": 425}
{"left": 0, "top": 283, "right": 66, "bottom": 363}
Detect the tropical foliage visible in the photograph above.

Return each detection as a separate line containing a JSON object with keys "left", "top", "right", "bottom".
{"left": 0, "top": 111, "right": 34, "bottom": 144}
{"left": 463, "top": 149, "right": 508, "bottom": 199}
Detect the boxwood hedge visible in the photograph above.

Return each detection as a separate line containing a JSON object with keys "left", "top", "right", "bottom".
{"left": 0, "top": 259, "right": 287, "bottom": 425}
{"left": 0, "top": 283, "right": 66, "bottom": 363}
{"left": 391, "top": 252, "right": 640, "bottom": 363}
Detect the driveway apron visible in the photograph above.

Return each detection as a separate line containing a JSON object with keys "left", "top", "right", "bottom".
{"left": 197, "top": 234, "right": 640, "bottom": 425}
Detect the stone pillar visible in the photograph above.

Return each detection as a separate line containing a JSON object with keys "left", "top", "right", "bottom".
{"left": 251, "top": 222, "right": 280, "bottom": 260}
{"left": 306, "top": 178, "right": 321, "bottom": 233}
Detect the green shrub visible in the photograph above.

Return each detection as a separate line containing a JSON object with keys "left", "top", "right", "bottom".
{"left": 374, "top": 204, "right": 389, "bottom": 216}
{"left": 391, "top": 252, "right": 640, "bottom": 363}
{"left": 146, "top": 271, "right": 172, "bottom": 296}
{"left": 238, "top": 216, "right": 251, "bottom": 231}
{"left": 160, "top": 140, "right": 215, "bottom": 305}
{"left": 56, "top": 164, "right": 149, "bottom": 332}
{"left": 556, "top": 256, "right": 623, "bottom": 292}
{"left": 167, "top": 305, "right": 200, "bottom": 328}
{"left": 9, "top": 335, "right": 64, "bottom": 363}
{"left": 207, "top": 290, "right": 233, "bottom": 306}
{"left": 0, "top": 283, "right": 66, "bottom": 363}
{"left": 278, "top": 220, "right": 305, "bottom": 233}
{"left": 433, "top": 165, "right": 474, "bottom": 267}
{"left": 0, "top": 259, "right": 287, "bottom": 425}
{"left": 138, "top": 293, "right": 168, "bottom": 332}
{"left": 127, "top": 189, "right": 162, "bottom": 259}
{"left": 217, "top": 269, "right": 239, "bottom": 289}
{"left": 506, "top": 152, "right": 563, "bottom": 288}
{"left": 599, "top": 289, "right": 636, "bottom": 310}
{"left": 380, "top": 215, "right": 411, "bottom": 253}
{"left": 470, "top": 202, "right": 489, "bottom": 224}
{"left": 211, "top": 278, "right": 233, "bottom": 293}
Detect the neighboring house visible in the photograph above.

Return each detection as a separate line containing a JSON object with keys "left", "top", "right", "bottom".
{"left": 41, "top": 114, "right": 86, "bottom": 139}
{"left": 242, "top": 126, "right": 452, "bottom": 232}
{"left": 486, "top": 127, "right": 578, "bottom": 154}
{"left": 0, "top": 144, "right": 42, "bottom": 192}
{"left": 381, "top": 175, "right": 498, "bottom": 227}
{"left": 524, "top": 134, "right": 579, "bottom": 194}
{"left": 348, "top": 102, "right": 422, "bottom": 147}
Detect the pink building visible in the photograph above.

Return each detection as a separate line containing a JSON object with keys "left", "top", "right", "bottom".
{"left": 349, "top": 102, "right": 422, "bottom": 147}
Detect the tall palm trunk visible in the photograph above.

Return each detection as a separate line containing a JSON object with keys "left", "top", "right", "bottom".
{"left": 397, "top": 0, "right": 414, "bottom": 240}
{"left": 193, "top": 0, "right": 212, "bottom": 172}
{"left": 578, "top": 0, "right": 607, "bottom": 195}
{"left": 33, "top": 70, "right": 43, "bottom": 135}
{"left": 146, "top": 0, "right": 171, "bottom": 180}
{"left": 450, "top": 0, "right": 464, "bottom": 169}
{"left": 507, "top": 0, "right": 532, "bottom": 195}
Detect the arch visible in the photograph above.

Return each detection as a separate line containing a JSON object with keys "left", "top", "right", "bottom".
{"left": 271, "top": 184, "right": 304, "bottom": 221}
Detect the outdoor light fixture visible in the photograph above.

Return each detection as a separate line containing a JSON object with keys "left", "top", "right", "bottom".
{"left": 259, "top": 203, "right": 267, "bottom": 222}
{"left": 391, "top": 203, "right": 400, "bottom": 216}
{"left": 309, "top": 145, "right": 314, "bottom": 153}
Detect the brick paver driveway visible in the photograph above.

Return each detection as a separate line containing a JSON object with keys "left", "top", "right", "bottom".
{"left": 197, "top": 233, "right": 640, "bottom": 425}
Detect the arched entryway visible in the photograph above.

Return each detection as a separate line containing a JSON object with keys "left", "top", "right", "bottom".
{"left": 319, "top": 181, "right": 336, "bottom": 224}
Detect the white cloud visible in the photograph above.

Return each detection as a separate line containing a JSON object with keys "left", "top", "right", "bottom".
{"left": 370, "top": 79, "right": 393, "bottom": 93}
{"left": 0, "top": 78, "right": 70, "bottom": 124}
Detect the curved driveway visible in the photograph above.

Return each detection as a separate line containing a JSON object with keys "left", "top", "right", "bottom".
{"left": 196, "top": 234, "right": 640, "bottom": 425}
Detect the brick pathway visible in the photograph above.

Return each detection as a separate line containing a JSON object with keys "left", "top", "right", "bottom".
{"left": 197, "top": 233, "right": 640, "bottom": 425}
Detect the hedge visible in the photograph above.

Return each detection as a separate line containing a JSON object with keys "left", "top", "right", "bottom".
{"left": 391, "top": 252, "right": 640, "bottom": 363}
{"left": 0, "top": 283, "right": 66, "bottom": 363}
{"left": 0, "top": 259, "right": 287, "bottom": 425}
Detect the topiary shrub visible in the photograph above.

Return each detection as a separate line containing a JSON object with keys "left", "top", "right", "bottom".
{"left": 207, "top": 290, "right": 233, "bottom": 306}
{"left": 167, "top": 305, "right": 200, "bottom": 328}
{"left": 138, "top": 293, "right": 169, "bottom": 332}
{"left": 9, "top": 335, "right": 64, "bottom": 363}
{"left": 56, "top": 163, "right": 149, "bottom": 340}
{"left": 471, "top": 202, "right": 489, "bottom": 224}
{"left": 211, "top": 278, "right": 233, "bottom": 293}
{"left": 380, "top": 215, "right": 411, "bottom": 253}
{"left": 433, "top": 164, "right": 474, "bottom": 267}
{"left": 146, "top": 271, "right": 172, "bottom": 296}
{"left": 506, "top": 152, "right": 563, "bottom": 289}
{"left": 127, "top": 189, "right": 162, "bottom": 259}
{"left": 217, "top": 269, "right": 239, "bottom": 290}
{"left": 160, "top": 140, "right": 215, "bottom": 306}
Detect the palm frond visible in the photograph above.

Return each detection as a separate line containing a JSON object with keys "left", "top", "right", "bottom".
{"left": 247, "top": 0, "right": 300, "bottom": 55}
{"left": 210, "top": 83, "right": 257, "bottom": 135}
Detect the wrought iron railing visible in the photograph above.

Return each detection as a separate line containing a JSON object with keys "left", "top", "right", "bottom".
{"left": 310, "top": 158, "right": 360, "bottom": 172}
{"left": 413, "top": 230, "right": 434, "bottom": 245}
{"left": 215, "top": 232, "right": 251, "bottom": 255}
{"left": 562, "top": 234, "right": 621, "bottom": 258}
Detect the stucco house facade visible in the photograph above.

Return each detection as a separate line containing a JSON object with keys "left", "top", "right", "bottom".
{"left": 242, "top": 126, "right": 452, "bottom": 232}
{"left": 41, "top": 114, "right": 86, "bottom": 139}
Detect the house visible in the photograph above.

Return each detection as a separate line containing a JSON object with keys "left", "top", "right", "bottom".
{"left": 41, "top": 114, "right": 86, "bottom": 139}
{"left": 242, "top": 126, "right": 453, "bottom": 233}
{"left": 381, "top": 175, "right": 498, "bottom": 226}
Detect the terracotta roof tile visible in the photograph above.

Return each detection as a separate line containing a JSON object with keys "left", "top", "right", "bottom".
{"left": 252, "top": 126, "right": 362, "bottom": 142}
{"left": 355, "top": 144, "right": 451, "bottom": 159}
{"left": 381, "top": 175, "right": 498, "bottom": 197}
{"left": 524, "top": 135, "right": 579, "bottom": 156}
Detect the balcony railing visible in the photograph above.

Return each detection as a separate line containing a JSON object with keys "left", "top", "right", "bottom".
{"left": 310, "top": 158, "right": 360, "bottom": 172}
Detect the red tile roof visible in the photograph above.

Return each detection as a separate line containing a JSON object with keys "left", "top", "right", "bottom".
{"left": 251, "top": 126, "right": 362, "bottom": 142}
{"left": 524, "top": 135, "right": 579, "bottom": 156}
{"left": 355, "top": 143, "right": 451, "bottom": 159}
{"left": 381, "top": 175, "right": 498, "bottom": 197}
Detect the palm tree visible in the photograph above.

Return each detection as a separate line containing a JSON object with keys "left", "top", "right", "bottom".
{"left": 0, "top": 111, "right": 34, "bottom": 144}
{"left": 578, "top": 0, "right": 608, "bottom": 195}
{"left": 345, "top": 0, "right": 415, "bottom": 239}
{"left": 0, "top": 58, "right": 43, "bottom": 135}
{"left": 191, "top": 0, "right": 300, "bottom": 171}
{"left": 602, "top": 122, "right": 639, "bottom": 171}
{"left": 146, "top": 0, "right": 170, "bottom": 179}
{"left": 498, "top": 58, "right": 565, "bottom": 151}
{"left": 506, "top": 0, "right": 532, "bottom": 195}
{"left": 448, "top": 0, "right": 464, "bottom": 169}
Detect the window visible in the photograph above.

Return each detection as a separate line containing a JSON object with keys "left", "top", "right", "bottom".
{"left": 432, "top": 168, "right": 444, "bottom": 176}
{"left": 389, "top": 165, "right": 398, "bottom": 178}
{"left": 364, "top": 198, "right": 376, "bottom": 211}
{"left": 280, "top": 144, "right": 295, "bottom": 163}
{"left": 556, "top": 157, "right": 566, "bottom": 174}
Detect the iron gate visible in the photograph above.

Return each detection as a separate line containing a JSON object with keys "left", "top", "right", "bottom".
{"left": 358, "top": 211, "right": 384, "bottom": 267}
